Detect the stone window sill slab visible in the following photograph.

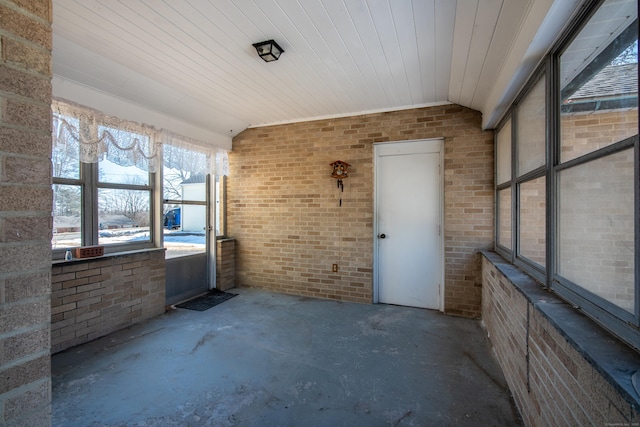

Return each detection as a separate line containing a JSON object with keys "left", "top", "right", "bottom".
{"left": 481, "top": 250, "right": 640, "bottom": 409}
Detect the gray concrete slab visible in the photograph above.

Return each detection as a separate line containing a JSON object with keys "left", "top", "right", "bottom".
{"left": 52, "top": 288, "right": 523, "bottom": 426}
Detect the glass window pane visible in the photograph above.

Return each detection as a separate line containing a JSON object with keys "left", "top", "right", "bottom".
{"left": 498, "top": 188, "right": 512, "bottom": 249}
{"left": 98, "top": 188, "right": 151, "bottom": 245}
{"left": 558, "top": 149, "right": 634, "bottom": 313}
{"left": 496, "top": 119, "right": 512, "bottom": 185}
{"left": 560, "top": 1, "right": 638, "bottom": 163}
{"left": 182, "top": 175, "right": 207, "bottom": 202}
{"left": 99, "top": 160, "right": 150, "bottom": 186}
{"left": 52, "top": 114, "right": 80, "bottom": 179}
{"left": 52, "top": 184, "right": 82, "bottom": 249}
{"left": 517, "top": 77, "right": 546, "bottom": 175}
{"left": 163, "top": 143, "right": 209, "bottom": 258}
{"left": 519, "top": 177, "right": 546, "bottom": 267}
{"left": 164, "top": 205, "right": 206, "bottom": 259}
{"left": 163, "top": 144, "right": 209, "bottom": 201}
{"left": 98, "top": 125, "right": 151, "bottom": 185}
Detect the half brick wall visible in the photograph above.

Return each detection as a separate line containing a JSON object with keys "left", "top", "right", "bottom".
{"left": 51, "top": 250, "right": 166, "bottom": 354}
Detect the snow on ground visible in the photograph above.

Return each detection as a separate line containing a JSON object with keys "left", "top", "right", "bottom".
{"left": 53, "top": 228, "right": 206, "bottom": 258}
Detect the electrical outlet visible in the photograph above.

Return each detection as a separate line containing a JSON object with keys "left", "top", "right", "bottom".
{"left": 332, "top": 264, "right": 338, "bottom": 272}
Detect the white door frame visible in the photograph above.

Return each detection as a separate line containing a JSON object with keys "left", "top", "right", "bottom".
{"left": 373, "top": 138, "right": 445, "bottom": 311}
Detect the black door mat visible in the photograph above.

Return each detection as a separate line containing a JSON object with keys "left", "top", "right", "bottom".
{"left": 175, "top": 289, "right": 237, "bottom": 311}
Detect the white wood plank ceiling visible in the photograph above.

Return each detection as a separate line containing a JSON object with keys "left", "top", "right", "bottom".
{"left": 51, "top": 0, "right": 585, "bottom": 145}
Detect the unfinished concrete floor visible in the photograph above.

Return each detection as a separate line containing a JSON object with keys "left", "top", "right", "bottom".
{"left": 52, "top": 288, "right": 522, "bottom": 426}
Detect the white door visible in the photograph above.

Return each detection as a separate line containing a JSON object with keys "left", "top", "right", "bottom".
{"left": 375, "top": 139, "right": 442, "bottom": 309}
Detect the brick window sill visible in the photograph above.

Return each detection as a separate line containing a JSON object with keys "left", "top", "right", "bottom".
{"left": 481, "top": 250, "right": 640, "bottom": 409}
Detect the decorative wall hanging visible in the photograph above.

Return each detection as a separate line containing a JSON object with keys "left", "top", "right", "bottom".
{"left": 330, "top": 160, "right": 350, "bottom": 207}
{"left": 330, "top": 160, "right": 351, "bottom": 271}
{"left": 330, "top": 160, "right": 350, "bottom": 191}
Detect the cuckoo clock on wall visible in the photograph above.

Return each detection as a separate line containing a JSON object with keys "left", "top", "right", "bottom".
{"left": 330, "top": 160, "right": 350, "bottom": 191}
{"left": 330, "top": 161, "right": 351, "bottom": 271}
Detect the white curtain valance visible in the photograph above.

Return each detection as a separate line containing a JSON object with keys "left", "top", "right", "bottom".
{"left": 161, "top": 131, "right": 229, "bottom": 177}
{"left": 52, "top": 99, "right": 229, "bottom": 176}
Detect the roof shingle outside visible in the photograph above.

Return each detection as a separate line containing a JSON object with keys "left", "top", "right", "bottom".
{"left": 181, "top": 173, "right": 206, "bottom": 184}
{"left": 569, "top": 63, "right": 637, "bottom": 101}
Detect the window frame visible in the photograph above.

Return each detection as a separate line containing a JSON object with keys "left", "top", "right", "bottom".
{"left": 494, "top": 0, "right": 640, "bottom": 351}
{"left": 216, "top": 175, "right": 228, "bottom": 238}
{"left": 495, "top": 115, "right": 513, "bottom": 255}
{"left": 52, "top": 111, "right": 158, "bottom": 260}
{"left": 52, "top": 101, "right": 229, "bottom": 262}
{"left": 551, "top": 135, "right": 639, "bottom": 345}
{"left": 496, "top": 68, "right": 548, "bottom": 285}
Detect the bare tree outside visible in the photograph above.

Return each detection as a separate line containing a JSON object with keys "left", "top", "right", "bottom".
{"left": 611, "top": 40, "right": 638, "bottom": 65}
{"left": 163, "top": 144, "right": 208, "bottom": 201}
{"left": 53, "top": 185, "right": 81, "bottom": 217}
{"left": 52, "top": 114, "right": 80, "bottom": 180}
{"left": 99, "top": 187, "right": 150, "bottom": 227}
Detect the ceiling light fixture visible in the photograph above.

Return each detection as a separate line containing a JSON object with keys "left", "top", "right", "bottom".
{"left": 252, "top": 40, "right": 284, "bottom": 62}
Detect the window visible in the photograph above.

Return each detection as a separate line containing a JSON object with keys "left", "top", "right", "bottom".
{"left": 519, "top": 176, "right": 546, "bottom": 267}
{"left": 496, "top": 119, "right": 512, "bottom": 250}
{"left": 162, "top": 143, "right": 208, "bottom": 259}
{"left": 496, "top": 118, "right": 512, "bottom": 185}
{"left": 495, "top": 0, "right": 639, "bottom": 349}
{"left": 52, "top": 113, "right": 81, "bottom": 249}
{"left": 556, "top": 0, "right": 638, "bottom": 336}
{"left": 517, "top": 77, "right": 546, "bottom": 176}
{"left": 497, "top": 188, "right": 512, "bottom": 249}
{"left": 162, "top": 142, "right": 227, "bottom": 231}
{"left": 497, "top": 74, "right": 547, "bottom": 275}
{"left": 52, "top": 103, "right": 157, "bottom": 258}
{"left": 52, "top": 102, "right": 230, "bottom": 261}
{"left": 97, "top": 125, "right": 153, "bottom": 246}
{"left": 557, "top": 150, "right": 634, "bottom": 313}
{"left": 516, "top": 76, "right": 547, "bottom": 271}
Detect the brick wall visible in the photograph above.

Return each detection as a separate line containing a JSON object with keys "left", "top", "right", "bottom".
{"left": 216, "top": 239, "right": 236, "bottom": 291}
{"left": 229, "top": 105, "right": 494, "bottom": 316}
{"left": 511, "top": 109, "right": 637, "bottom": 309}
{"left": 51, "top": 250, "right": 165, "bottom": 353}
{"left": 518, "top": 176, "right": 546, "bottom": 266}
{"left": 561, "top": 110, "right": 638, "bottom": 163}
{"left": 503, "top": 109, "right": 636, "bottom": 307}
{"left": 559, "top": 109, "right": 636, "bottom": 311}
{"left": 482, "top": 254, "right": 640, "bottom": 426}
{"left": 0, "top": 1, "right": 53, "bottom": 425}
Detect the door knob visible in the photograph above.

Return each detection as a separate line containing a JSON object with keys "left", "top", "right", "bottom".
{"left": 379, "top": 233, "right": 386, "bottom": 239}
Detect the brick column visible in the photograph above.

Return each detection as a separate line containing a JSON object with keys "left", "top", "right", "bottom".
{"left": 216, "top": 238, "right": 236, "bottom": 291}
{"left": 0, "top": 1, "right": 53, "bottom": 425}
